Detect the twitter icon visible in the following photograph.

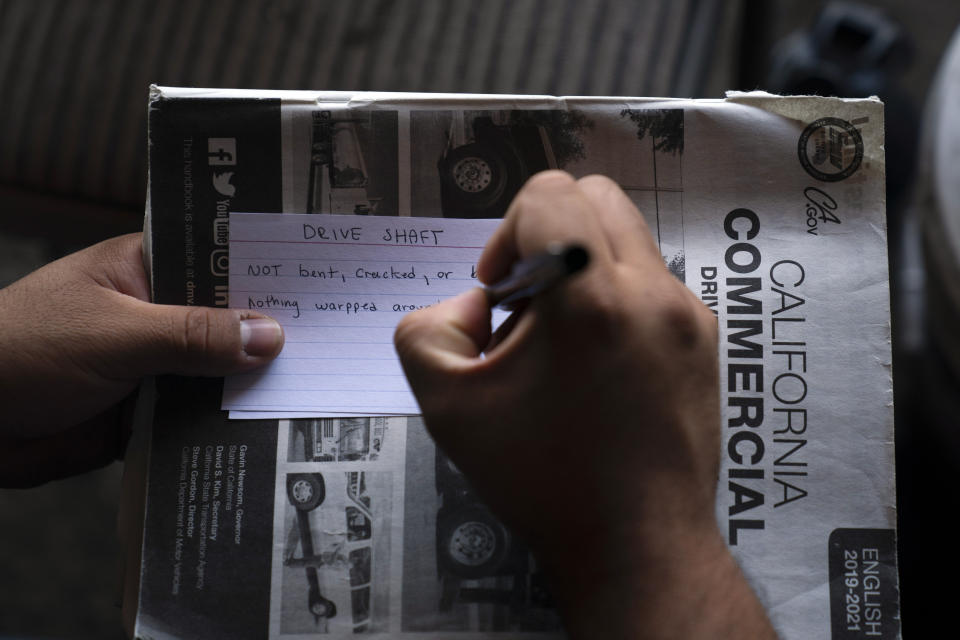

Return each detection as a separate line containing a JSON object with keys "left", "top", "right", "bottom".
{"left": 213, "top": 171, "right": 236, "bottom": 197}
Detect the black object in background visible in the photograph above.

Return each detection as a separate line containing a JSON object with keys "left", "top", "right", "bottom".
{"left": 765, "top": 1, "right": 918, "bottom": 213}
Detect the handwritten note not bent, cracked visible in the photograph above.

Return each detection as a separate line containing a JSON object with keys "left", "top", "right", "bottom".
{"left": 222, "top": 212, "right": 502, "bottom": 417}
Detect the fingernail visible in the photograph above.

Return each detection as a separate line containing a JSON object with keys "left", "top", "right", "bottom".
{"left": 241, "top": 318, "right": 284, "bottom": 357}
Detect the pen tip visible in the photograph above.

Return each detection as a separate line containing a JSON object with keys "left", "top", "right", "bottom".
{"left": 563, "top": 245, "right": 590, "bottom": 274}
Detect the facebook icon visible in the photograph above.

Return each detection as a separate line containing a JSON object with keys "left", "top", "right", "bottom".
{"left": 208, "top": 138, "right": 236, "bottom": 166}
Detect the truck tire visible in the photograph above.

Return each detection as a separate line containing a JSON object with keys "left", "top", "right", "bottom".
{"left": 287, "top": 473, "right": 326, "bottom": 511}
{"left": 434, "top": 449, "right": 471, "bottom": 496}
{"left": 437, "top": 505, "right": 511, "bottom": 579}
{"left": 439, "top": 142, "right": 509, "bottom": 214}
{"left": 309, "top": 588, "right": 337, "bottom": 620}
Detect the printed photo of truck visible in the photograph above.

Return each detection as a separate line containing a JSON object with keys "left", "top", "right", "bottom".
{"left": 304, "top": 109, "right": 399, "bottom": 216}
{"left": 401, "top": 420, "right": 560, "bottom": 632}
{"left": 436, "top": 112, "right": 558, "bottom": 218}
{"left": 288, "top": 417, "right": 387, "bottom": 463}
{"left": 433, "top": 450, "right": 556, "bottom": 626}
{"left": 412, "top": 108, "right": 686, "bottom": 280}
{"left": 279, "top": 471, "right": 392, "bottom": 635}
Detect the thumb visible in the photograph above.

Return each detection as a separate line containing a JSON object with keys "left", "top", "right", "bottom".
{"left": 124, "top": 302, "right": 285, "bottom": 377}
{"left": 393, "top": 288, "right": 491, "bottom": 390}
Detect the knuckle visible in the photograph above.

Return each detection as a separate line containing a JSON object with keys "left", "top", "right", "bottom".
{"left": 580, "top": 174, "right": 646, "bottom": 219}
{"left": 179, "top": 308, "right": 215, "bottom": 355}
{"left": 565, "top": 278, "right": 631, "bottom": 341}
{"left": 655, "top": 287, "right": 711, "bottom": 349}
{"left": 392, "top": 314, "right": 415, "bottom": 353}
{"left": 577, "top": 173, "right": 620, "bottom": 195}
{"left": 525, "top": 169, "right": 575, "bottom": 191}
{"left": 85, "top": 233, "right": 142, "bottom": 275}
{"left": 513, "top": 171, "right": 575, "bottom": 205}
{"left": 104, "top": 233, "right": 141, "bottom": 261}
{"left": 392, "top": 311, "right": 431, "bottom": 360}
{"left": 696, "top": 303, "right": 720, "bottom": 347}
{"left": 507, "top": 171, "right": 577, "bottom": 221}
{"left": 510, "top": 185, "right": 544, "bottom": 213}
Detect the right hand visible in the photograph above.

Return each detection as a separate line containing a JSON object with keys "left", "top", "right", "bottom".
{"left": 395, "top": 171, "right": 776, "bottom": 638}
{"left": 397, "top": 170, "right": 722, "bottom": 555}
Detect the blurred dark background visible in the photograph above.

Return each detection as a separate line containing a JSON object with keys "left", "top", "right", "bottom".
{"left": 2, "top": 0, "right": 959, "bottom": 637}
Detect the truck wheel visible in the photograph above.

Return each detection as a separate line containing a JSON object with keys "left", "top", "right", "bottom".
{"left": 309, "top": 589, "right": 337, "bottom": 619}
{"left": 310, "top": 596, "right": 336, "bottom": 618}
{"left": 287, "top": 473, "right": 326, "bottom": 511}
{"left": 437, "top": 505, "right": 511, "bottom": 579}
{"left": 434, "top": 449, "right": 470, "bottom": 496}
{"left": 440, "top": 143, "right": 508, "bottom": 213}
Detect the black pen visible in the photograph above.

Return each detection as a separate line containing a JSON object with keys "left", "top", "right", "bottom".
{"left": 483, "top": 243, "right": 590, "bottom": 309}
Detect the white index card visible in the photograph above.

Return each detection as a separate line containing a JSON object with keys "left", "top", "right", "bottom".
{"left": 222, "top": 213, "right": 502, "bottom": 416}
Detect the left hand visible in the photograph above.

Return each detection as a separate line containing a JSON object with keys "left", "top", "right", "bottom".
{"left": 0, "top": 233, "right": 284, "bottom": 486}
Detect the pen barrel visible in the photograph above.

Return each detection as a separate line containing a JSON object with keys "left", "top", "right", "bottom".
{"left": 484, "top": 244, "right": 589, "bottom": 308}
